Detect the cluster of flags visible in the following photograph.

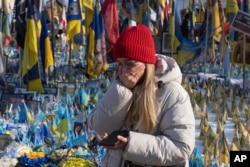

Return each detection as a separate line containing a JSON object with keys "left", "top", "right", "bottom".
{"left": 182, "top": 75, "right": 250, "bottom": 166}
{"left": 1, "top": 0, "right": 122, "bottom": 92}
{"left": 1, "top": 0, "right": 250, "bottom": 93}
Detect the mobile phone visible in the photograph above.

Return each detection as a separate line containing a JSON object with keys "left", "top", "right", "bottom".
{"left": 98, "top": 130, "right": 129, "bottom": 146}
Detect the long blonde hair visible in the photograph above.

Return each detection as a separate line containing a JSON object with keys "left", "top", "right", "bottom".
{"left": 124, "top": 64, "right": 158, "bottom": 132}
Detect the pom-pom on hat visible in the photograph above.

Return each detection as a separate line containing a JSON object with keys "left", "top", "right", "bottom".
{"left": 113, "top": 24, "right": 156, "bottom": 64}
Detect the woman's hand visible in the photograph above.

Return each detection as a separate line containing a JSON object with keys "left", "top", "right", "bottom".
{"left": 118, "top": 63, "right": 145, "bottom": 89}
{"left": 101, "top": 133, "right": 128, "bottom": 150}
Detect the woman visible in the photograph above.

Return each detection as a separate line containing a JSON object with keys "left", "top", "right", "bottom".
{"left": 87, "top": 25, "right": 195, "bottom": 167}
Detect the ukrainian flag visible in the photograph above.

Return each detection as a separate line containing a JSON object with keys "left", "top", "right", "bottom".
{"left": 66, "top": 0, "right": 82, "bottom": 41}
{"left": 189, "top": 0, "right": 197, "bottom": 31}
{"left": 83, "top": 0, "right": 94, "bottom": 35}
{"left": 22, "top": 0, "right": 44, "bottom": 93}
{"left": 209, "top": 0, "right": 225, "bottom": 42}
{"left": 87, "top": 2, "right": 108, "bottom": 78}
{"left": 169, "top": 0, "right": 182, "bottom": 54}
{"left": 40, "top": 11, "right": 54, "bottom": 74}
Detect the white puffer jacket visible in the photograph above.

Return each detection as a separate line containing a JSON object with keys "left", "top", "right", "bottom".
{"left": 87, "top": 55, "right": 195, "bottom": 167}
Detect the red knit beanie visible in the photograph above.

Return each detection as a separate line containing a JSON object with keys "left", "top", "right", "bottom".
{"left": 113, "top": 24, "right": 156, "bottom": 64}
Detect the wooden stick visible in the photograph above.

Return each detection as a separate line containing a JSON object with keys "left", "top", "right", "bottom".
{"left": 243, "top": 34, "right": 246, "bottom": 90}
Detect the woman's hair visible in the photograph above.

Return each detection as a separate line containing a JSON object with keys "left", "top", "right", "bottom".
{"left": 124, "top": 64, "right": 158, "bottom": 132}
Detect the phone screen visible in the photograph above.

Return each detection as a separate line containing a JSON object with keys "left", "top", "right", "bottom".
{"left": 98, "top": 130, "right": 129, "bottom": 146}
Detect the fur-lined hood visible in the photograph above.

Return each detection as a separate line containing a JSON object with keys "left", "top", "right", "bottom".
{"left": 155, "top": 54, "right": 182, "bottom": 85}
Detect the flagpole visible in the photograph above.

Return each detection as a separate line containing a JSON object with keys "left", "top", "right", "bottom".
{"left": 204, "top": 3, "right": 209, "bottom": 73}
{"left": 243, "top": 34, "right": 246, "bottom": 90}
{"left": 25, "top": 6, "right": 30, "bottom": 91}
{"left": 51, "top": 0, "right": 56, "bottom": 84}
{"left": 68, "top": 40, "right": 72, "bottom": 81}
{"left": 171, "top": 0, "right": 174, "bottom": 58}
{"left": 0, "top": 6, "right": 6, "bottom": 73}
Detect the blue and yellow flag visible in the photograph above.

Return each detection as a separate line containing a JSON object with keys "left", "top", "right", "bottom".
{"left": 40, "top": 11, "right": 54, "bottom": 74}
{"left": 83, "top": 0, "right": 94, "bottom": 35}
{"left": 66, "top": 0, "right": 82, "bottom": 41}
{"left": 87, "top": 1, "right": 108, "bottom": 78}
{"left": 169, "top": 0, "right": 182, "bottom": 54}
{"left": 208, "top": 0, "right": 226, "bottom": 42}
{"left": 22, "top": 0, "right": 44, "bottom": 93}
{"left": 189, "top": 0, "right": 197, "bottom": 31}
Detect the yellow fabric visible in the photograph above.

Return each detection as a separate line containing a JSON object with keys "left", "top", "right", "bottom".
{"left": 87, "top": 27, "right": 108, "bottom": 78}
{"left": 84, "top": 7, "right": 94, "bottom": 35}
{"left": 207, "top": 125, "right": 215, "bottom": 147}
{"left": 219, "top": 140, "right": 230, "bottom": 164}
{"left": 175, "top": 50, "right": 195, "bottom": 65}
{"left": 22, "top": 19, "right": 44, "bottom": 93}
{"left": 136, "top": 3, "right": 147, "bottom": 24}
{"left": 212, "top": 1, "right": 222, "bottom": 42}
{"left": 82, "top": 0, "right": 94, "bottom": 10}
{"left": 196, "top": 9, "right": 205, "bottom": 22}
{"left": 66, "top": 20, "right": 81, "bottom": 41}
{"left": 36, "top": 21, "right": 42, "bottom": 39}
{"left": 44, "top": 37, "right": 54, "bottom": 73}
{"left": 230, "top": 142, "right": 240, "bottom": 151}
{"left": 66, "top": 1, "right": 83, "bottom": 41}
{"left": 169, "top": 14, "right": 181, "bottom": 54}
{"left": 3, "top": 0, "right": 10, "bottom": 14}
{"left": 189, "top": 0, "right": 197, "bottom": 28}
{"left": 225, "top": 0, "right": 239, "bottom": 14}
{"left": 26, "top": 111, "right": 34, "bottom": 123}
{"left": 57, "top": 119, "right": 69, "bottom": 133}
{"left": 158, "top": 0, "right": 165, "bottom": 7}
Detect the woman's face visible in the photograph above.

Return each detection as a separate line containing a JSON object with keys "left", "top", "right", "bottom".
{"left": 116, "top": 58, "right": 146, "bottom": 89}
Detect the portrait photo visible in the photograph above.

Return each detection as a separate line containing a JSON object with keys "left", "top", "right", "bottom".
{"left": 161, "top": 32, "right": 172, "bottom": 54}
{"left": 44, "top": 87, "right": 57, "bottom": 96}
{"left": 86, "top": 79, "right": 100, "bottom": 89}
{"left": 27, "top": 100, "right": 41, "bottom": 115}
{"left": 1, "top": 93, "right": 25, "bottom": 104}
{"left": 57, "top": 82, "right": 76, "bottom": 96}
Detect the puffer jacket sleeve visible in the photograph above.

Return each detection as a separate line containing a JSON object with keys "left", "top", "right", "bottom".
{"left": 87, "top": 80, "right": 133, "bottom": 136}
{"left": 123, "top": 82, "right": 195, "bottom": 166}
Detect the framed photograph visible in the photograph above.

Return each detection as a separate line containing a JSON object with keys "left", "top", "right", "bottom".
{"left": 3, "top": 83, "right": 16, "bottom": 93}
{"left": 44, "top": 87, "right": 57, "bottom": 96}
{"left": 63, "top": 65, "right": 75, "bottom": 81}
{"left": 6, "top": 57, "right": 19, "bottom": 74}
{"left": 39, "top": 94, "right": 55, "bottom": 112}
{"left": 40, "top": 94, "right": 55, "bottom": 102}
{"left": 57, "top": 82, "right": 76, "bottom": 96}
{"left": 27, "top": 100, "right": 41, "bottom": 115}
{"left": 24, "top": 91, "right": 37, "bottom": 101}
{"left": 161, "top": 32, "right": 172, "bottom": 54}
{"left": 0, "top": 101, "right": 7, "bottom": 113}
{"left": 153, "top": 36, "right": 162, "bottom": 54}
{"left": 14, "top": 87, "right": 27, "bottom": 94}
{"left": 1, "top": 93, "right": 25, "bottom": 103}
{"left": 5, "top": 73, "right": 14, "bottom": 83}
{"left": 63, "top": 65, "right": 73, "bottom": 74}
